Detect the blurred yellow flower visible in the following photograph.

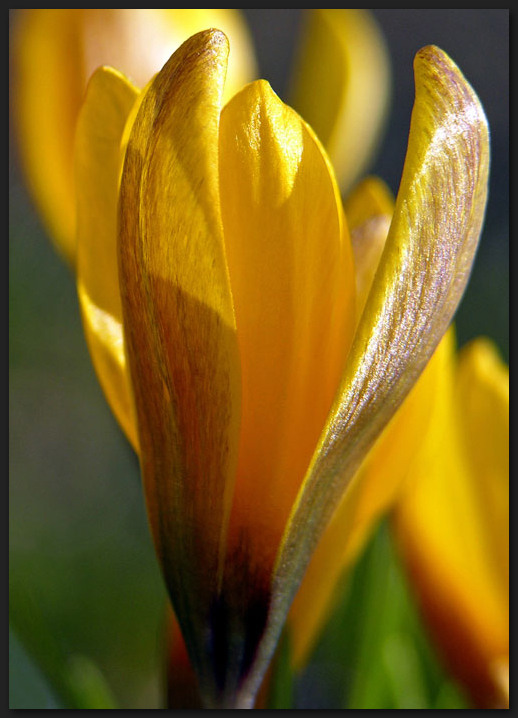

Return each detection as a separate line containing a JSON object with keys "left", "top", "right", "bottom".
{"left": 72, "top": 27, "right": 489, "bottom": 706}
{"left": 10, "top": 8, "right": 257, "bottom": 265}
{"left": 393, "top": 337, "right": 509, "bottom": 709}
{"left": 290, "top": 9, "right": 390, "bottom": 193}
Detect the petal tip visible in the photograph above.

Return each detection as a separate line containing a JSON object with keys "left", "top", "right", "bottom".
{"left": 414, "top": 44, "right": 489, "bottom": 128}
{"left": 193, "top": 27, "right": 230, "bottom": 55}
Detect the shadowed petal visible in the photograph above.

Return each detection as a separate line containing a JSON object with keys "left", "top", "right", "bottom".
{"left": 345, "top": 176, "right": 394, "bottom": 321}
{"left": 118, "top": 30, "right": 241, "bottom": 703}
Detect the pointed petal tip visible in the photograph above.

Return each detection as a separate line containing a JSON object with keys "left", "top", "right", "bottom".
{"left": 187, "top": 26, "right": 230, "bottom": 57}
{"left": 230, "top": 77, "right": 277, "bottom": 105}
{"left": 155, "top": 27, "right": 230, "bottom": 90}
{"left": 414, "top": 44, "right": 489, "bottom": 130}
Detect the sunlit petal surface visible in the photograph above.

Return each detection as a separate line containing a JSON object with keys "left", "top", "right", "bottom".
{"left": 290, "top": 9, "right": 390, "bottom": 191}
{"left": 75, "top": 67, "right": 139, "bottom": 451}
{"left": 219, "top": 79, "right": 355, "bottom": 576}
{"left": 394, "top": 338, "right": 509, "bottom": 708}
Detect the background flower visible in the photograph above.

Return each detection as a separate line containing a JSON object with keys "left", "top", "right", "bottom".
{"left": 9, "top": 9, "right": 508, "bottom": 709}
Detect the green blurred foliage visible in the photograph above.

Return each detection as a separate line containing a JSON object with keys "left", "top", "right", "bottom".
{"left": 9, "top": 193, "right": 168, "bottom": 707}
{"left": 292, "top": 520, "right": 470, "bottom": 709}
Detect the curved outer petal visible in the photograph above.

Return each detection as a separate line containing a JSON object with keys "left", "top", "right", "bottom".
{"left": 289, "top": 9, "right": 390, "bottom": 191}
{"left": 240, "top": 45, "right": 490, "bottom": 705}
{"left": 393, "top": 338, "right": 509, "bottom": 709}
{"left": 118, "top": 31, "right": 241, "bottom": 705}
{"left": 11, "top": 8, "right": 256, "bottom": 264}
{"left": 75, "top": 67, "right": 139, "bottom": 451}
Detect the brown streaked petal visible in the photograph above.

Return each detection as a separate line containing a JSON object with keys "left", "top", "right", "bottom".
{"left": 240, "top": 44, "right": 490, "bottom": 705}
{"left": 118, "top": 30, "right": 241, "bottom": 704}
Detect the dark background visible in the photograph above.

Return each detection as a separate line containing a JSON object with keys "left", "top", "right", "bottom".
{"left": 9, "top": 9, "right": 508, "bottom": 708}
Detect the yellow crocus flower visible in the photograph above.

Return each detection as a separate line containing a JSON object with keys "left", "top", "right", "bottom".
{"left": 393, "top": 338, "right": 509, "bottom": 709}
{"left": 73, "top": 28, "right": 489, "bottom": 707}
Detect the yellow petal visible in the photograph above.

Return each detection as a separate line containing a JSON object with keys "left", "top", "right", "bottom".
{"left": 345, "top": 175, "right": 395, "bottom": 229}
{"left": 243, "top": 45, "right": 489, "bottom": 702}
{"left": 289, "top": 9, "right": 390, "bottom": 191}
{"left": 288, "top": 328, "right": 455, "bottom": 669}
{"left": 12, "top": 9, "right": 84, "bottom": 264}
{"left": 66, "top": 9, "right": 256, "bottom": 105}
{"left": 11, "top": 9, "right": 256, "bottom": 264}
{"left": 393, "top": 338, "right": 508, "bottom": 708}
{"left": 456, "top": 338, "right": 509, "bottom": 597}
{"left": 118, "top": 30, "right": 241, "bottom": 702}
{"left": 75, "top": 67, "right": 139, "bottom": 452}
{"left": 344, "top": 176, "right": 394, "bottom": 321}
{"left": 219, "top": 79, "right": 356, "bottom": 576}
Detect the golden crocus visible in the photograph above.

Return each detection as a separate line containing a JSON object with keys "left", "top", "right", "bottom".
{"left": 73, "top": 27, "right": 489, "bottom": 707}
{"left": 393, "top": 337, "right": 509, "bottom": 709}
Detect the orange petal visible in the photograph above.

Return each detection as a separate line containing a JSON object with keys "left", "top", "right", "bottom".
{"left": 219, "top": 79, "right": 355, "bottom": 575}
